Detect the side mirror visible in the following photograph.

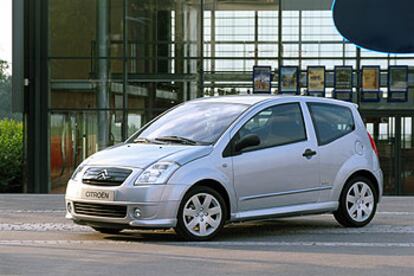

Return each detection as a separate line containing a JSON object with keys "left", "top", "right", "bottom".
{"left": 234, "top": 134, "right": 260, "bottom": 153}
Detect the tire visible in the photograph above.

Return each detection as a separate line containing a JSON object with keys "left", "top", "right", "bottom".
{"left": 334, "top": 176, "right": 378, "bottom": 227}
{"left": 92, "top": 227, "right": 122, "bottom": 234}
{"left": 175, "top": 186, "right": 227, "bottom": 241}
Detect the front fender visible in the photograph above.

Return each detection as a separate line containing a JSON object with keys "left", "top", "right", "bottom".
{"left": 166, "top": 158, "right": 237, "bottom": 216}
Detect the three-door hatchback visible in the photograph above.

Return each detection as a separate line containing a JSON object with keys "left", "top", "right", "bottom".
{"left": 65, "top": 96, "right": 383, "bottom": 240}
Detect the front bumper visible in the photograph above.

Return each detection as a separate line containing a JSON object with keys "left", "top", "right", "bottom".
{"left": 65, "top": 199, "right": 179, "bottom": 228}
{"left": 65, "top": 179, "right": 187, "bottom": 229}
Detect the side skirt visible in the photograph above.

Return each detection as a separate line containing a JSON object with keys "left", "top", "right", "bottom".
{"left": 230, "top": 201, "right": 339, "bottom": 222}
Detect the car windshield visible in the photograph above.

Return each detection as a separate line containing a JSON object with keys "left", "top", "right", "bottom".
{"left": 129, "top": 102, "right": 249, "bottom": 145}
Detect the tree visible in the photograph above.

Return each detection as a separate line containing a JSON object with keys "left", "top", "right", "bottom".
{"left": 0, "top": 60, "right": 7, "bottom": 82}
{"left": 0, "top": 60, "right": 20, "bottom": 120}
{"left": 0, "top": 60, "right": 23, "bottom": 192}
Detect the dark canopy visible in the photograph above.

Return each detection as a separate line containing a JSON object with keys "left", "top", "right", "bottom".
{"left": 333, "top": 0, "right": 414, "bottom": 53}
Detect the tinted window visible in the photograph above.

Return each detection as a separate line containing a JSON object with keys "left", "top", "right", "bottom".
{"left": 308, "top": 103, "right": 355, "bottom": 146}
{"left": 236, "top": 103, "right": 307, "bottom": 152}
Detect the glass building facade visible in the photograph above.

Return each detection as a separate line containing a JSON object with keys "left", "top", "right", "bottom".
{"left": 16, "top": 0, "right": 414, "bottom": 194}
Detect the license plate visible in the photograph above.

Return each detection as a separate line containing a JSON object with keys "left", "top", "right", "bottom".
{"left": 81, "top": 189, "right": 115, "bottom": 201}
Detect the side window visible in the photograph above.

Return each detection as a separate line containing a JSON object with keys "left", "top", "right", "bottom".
{"left": 307, "top": 103, "right": 355, "bottom": 146}
{"left": 235, "top": 103, "right": 307, "bottom": 152}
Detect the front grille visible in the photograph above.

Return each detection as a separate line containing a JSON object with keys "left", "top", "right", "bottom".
{"left": 73, "top": 202, "right": 127, "bottom": 218}
{"left": 82, "top": 167, "right": 132, "bottom": 186}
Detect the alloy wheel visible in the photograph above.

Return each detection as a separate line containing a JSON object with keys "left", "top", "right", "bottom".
{"left": 346, "top": 181, "right": 375, "bottom": 222}
{"left": 182, "top": 193, "right": 222, "bottom": 237}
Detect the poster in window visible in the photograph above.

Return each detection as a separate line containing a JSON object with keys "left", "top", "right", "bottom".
{"left": 335, "top": 66, "right": 353, "bottom": 90}
{"left": 388, "top": 66, "right": 408, "bottom": 102}
{"left": 307, "top": 66, "right": 326, "bottom": 96}
{"left": 333, "top": 66, "right": 353, "bottom": 101}
{"left": 362, "top": 66, "right": 380, "bottom": 91}
{"left": 253, "top": 66, "right": 272, "bottom": 94}
{"left": 361, "top": 66, "right": 381, "bottom": 102}
{"left": 279, "top": 66, "right": 299, "bottom": 94}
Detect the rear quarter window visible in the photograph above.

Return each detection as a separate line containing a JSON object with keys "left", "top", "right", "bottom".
{"left": 307, "top": 103, "right": 355, "bottom": 146}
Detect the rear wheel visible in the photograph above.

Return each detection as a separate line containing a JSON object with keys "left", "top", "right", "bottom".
{"left": 92, "top": 227, "right": 122, "bottom": 234}
{"left": 175, "top": 186, "right": 226, "bottom": 241}
{"left": 334, "top": 176, "right": 377, "bottom": 227}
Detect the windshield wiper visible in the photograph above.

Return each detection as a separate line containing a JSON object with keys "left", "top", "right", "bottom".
{"left": 133, "top": 137, "right": 160, "bottom": 144}
{"left": 155, "top": 136, "right": 208, "bottom": 145}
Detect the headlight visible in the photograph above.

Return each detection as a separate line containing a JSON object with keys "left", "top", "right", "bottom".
{"left": 135, "top": 161, "right": 180, "bottom": 185}
{"left": 71, "top": 166, "right": 85, "bottom": 182}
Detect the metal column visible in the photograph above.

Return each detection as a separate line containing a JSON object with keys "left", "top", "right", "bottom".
{"left": 395, "top": 117, "right": 402, "bottom": 195}
{"left": 96, "top": 0, "right": 110, "bottom": 150}
{"left": 356, "top": 47, "right": 361, "bottom": 106}
{"left": 175, "top": 0, "right": 185, "bottom": 102}
{"left": 122, "top": 0, "right": 129, "bottom": 140}
{"left": 278, "top": 0, "right": 283, "bottom": 68}
{"left": 254, "top": 11, "right": 259, "bottom": 66}
{"left": 24, "top": 0, "right": 49, "bottom": 193}
{"left": 198, "top": 0, "right": 205, "bottom": 98}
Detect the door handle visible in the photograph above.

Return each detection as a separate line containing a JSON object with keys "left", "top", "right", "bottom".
{"left": 303, "top": 149, "right": 317, "bottom": 158}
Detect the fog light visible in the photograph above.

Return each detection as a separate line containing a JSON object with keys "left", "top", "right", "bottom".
{"left": 134, "top": 208, "right": 142, "bottom": 218}
{"left": 67, "top": 202, "right": 72, "bottom": 213}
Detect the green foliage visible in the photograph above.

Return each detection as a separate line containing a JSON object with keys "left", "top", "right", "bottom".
{"left": 0, "top": 59, "right": 21, "bottom": 121}
{"left": 0, "top": 76, "right": 13, "bottom": 119}
{"left": 0, "top": 60, "right": 8, "bottom": 82}
{"left": 0, "top": 119, "right": 24, "bottom": 192}
{"left": 0, "top": 61, "right": 24, "bottom": 192}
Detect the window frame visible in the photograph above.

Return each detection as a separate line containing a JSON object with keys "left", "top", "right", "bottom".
{"left": 307, "top": 102, "right": 356, "bottom": 146}
{"left": 223, "top": 102, "right": 308, "bottom": 157}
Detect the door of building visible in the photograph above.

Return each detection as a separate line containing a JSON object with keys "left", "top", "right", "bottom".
{"left": 364, "top": 116, "right": 414, "bottom": 195}
{"left": 401, "top": 117, "right": 414, "bottom": 195}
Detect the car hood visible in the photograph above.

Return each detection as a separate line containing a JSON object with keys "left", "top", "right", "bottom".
{"left": 84, "top": 143, "right": 213, "bottom": 169}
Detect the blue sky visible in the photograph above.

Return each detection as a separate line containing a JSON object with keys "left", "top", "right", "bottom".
{"left": 0, "top": 0, "right": 12, "bottom": 72}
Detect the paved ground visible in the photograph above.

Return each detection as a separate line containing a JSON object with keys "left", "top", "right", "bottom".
{"left": 0, "top": 195, "right": 413, "bottom": 276}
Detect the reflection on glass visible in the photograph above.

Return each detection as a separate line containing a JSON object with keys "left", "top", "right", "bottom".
{"left": 50, "top": 112, "right": 122, "bottom": 192}
{"left": 131, "top": 102, "right": 248, "bottom": 144}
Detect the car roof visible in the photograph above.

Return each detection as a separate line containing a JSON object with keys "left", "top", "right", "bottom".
{"left": 191, "top": 95, "right": 275, "bottom": 105}
{"left": 191, "top": 95, "right": 358, "bottom": 109}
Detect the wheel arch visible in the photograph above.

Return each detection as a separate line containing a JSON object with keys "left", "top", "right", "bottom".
{"left": 184, "top": 179, "right": 232, "bottom": 220}
{"left": 329, "top": 153, "right": 383, "bottom": 203}
{"left": 344, "top": 170, "right": 380, "bottom": 201}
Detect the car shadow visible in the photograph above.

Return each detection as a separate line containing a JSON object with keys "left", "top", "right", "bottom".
{"left": 104, "top": 216, "right": 342, "bottom": 243}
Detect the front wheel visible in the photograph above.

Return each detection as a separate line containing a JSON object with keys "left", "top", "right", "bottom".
{"left": 334, "top": 176, "right": 377, "bottom": 227}
{"left": 175, "top": 186, "right": 227, "bottom": 241}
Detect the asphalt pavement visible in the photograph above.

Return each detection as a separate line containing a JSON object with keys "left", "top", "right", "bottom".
{"left": 0, "top": 195, "right": 413, "bottom": 276}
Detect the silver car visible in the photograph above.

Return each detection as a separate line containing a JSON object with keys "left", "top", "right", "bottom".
{"left": 65, "top": 96, "right": 383, "bottom": 241}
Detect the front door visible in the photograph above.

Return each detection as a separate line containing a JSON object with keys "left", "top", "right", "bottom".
{"left": 231, "top": 102, "right": 320, "bottom": 212}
